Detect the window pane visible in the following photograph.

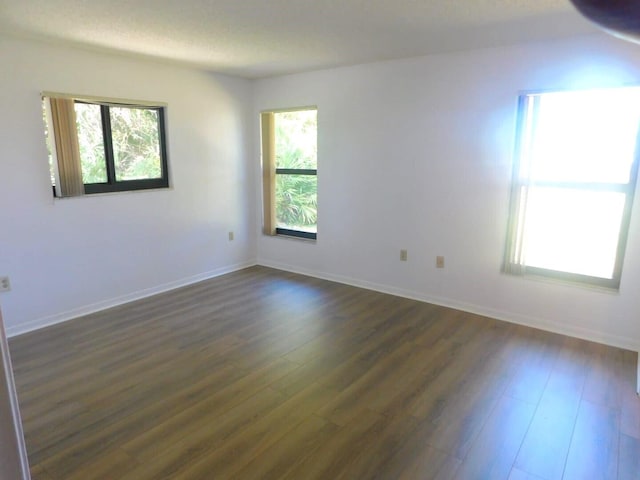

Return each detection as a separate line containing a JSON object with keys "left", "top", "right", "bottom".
{"left": 110, "top": 107, "right": 162, "bottom": 181}
{"left": 522, "top": 187, "right": 625, "bottom": 279}
{"left": 274, "top": 110, "right": 317, "bottom": 169}
{"left": 42, "top": 100, "right": 56, "bottom": 186}
{"left": 527, "top": 88, "right": 640, "bottom": 184}
{"left": 275, "top": 174, "right": 317, "bottom": 233}
{"left": 74, "top": 103, "right": 107, "bottom": 184}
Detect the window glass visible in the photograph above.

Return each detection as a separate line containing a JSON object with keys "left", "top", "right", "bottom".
{"left": 505, "top": 87, "right": 640, "bottom": 288}
{"left": 521, "top": 187, "right": 625, "bottom": 279}
{"left": 74, "top": 103, "right": 107, "bottom": 184}
{"left": 110, "top": 107, "right": 162, "bottom": 181}
{"left": 275, "top": 174, "right": 317, "bottom": 233}
{"left": 262, "top": 107, "right": 318, "bottom": 239}
{"left": 274, "top": 110, "right": 318, "bottom": 170}
{"left": 527, "top": 89, "right": 640, "bottom": 184}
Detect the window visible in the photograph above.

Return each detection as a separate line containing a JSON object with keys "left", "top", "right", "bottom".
{"left": 261, "top": 108, "right": 317, "bottom": 240}
{"left": 505, "top": 87, "right": 640, "bottom": 289}
{"left": 43, "top": 94, "right": 169, "bottom": 197}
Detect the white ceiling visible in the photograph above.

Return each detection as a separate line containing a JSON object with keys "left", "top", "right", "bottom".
{"left": 0, "top": 0, "right": 597, "bottom": 78}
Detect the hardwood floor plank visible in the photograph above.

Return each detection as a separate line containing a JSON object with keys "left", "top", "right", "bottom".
{"left": 508, "top": 468, "right": 544, "bottom": 480}
{"left": 172, "top": 382, "right": 339, "bottom": 479}
{"left": 270, "top": 351, "right": 355, "bottom": 397}
{"left": 420, "top": 381, "right": 505, "bottom": 460}
{"left": 29, "top": 465, "right": 55, "bottom": 480}
{"left": 376, "top": 338, "right": 463, "bottom": 419}
{"left": 7, "top": 266, "right": 638, "bottom": 480}
{"left": 375, "top": 418, "right": 461, "bottom": 480}
{"left": 620, "top": 392, "right": 640, "bottom": 440}
{"left": 619, "top": 433, "right": 640, "bottom": 480}
{"left": 619, "top": 350, "right": 640, "bottom": 440}
{"left": 229, "top": 415, "right": 340, "bottom": 480}
{"left": 366, "top": 338, "right": 454, "bottom": 414}
{"left": 25, "top": 355, "right": 248, "bottom": 464}
{"left": 332, "top": 413, "right": 421, "bottom": 480}
{"left": 513, "top": 339, "right": 589, "bottom": 480}
{"left": 582, "top": 343, "right": 624, "bottom": 409}
{"left": 410, "top": 305, "right": 466, "bottom": 347}
{"left": 117, "top": 388, "right": 286, "bottom": 480}
{"left": 453, "top": 395, "right": 536, "bottom": 480}
{"left": 562, "top": 400, "right": 619, "bottom": 480}
{"left": 502, "top": 329, "right": 562, "bottom": 405}
{"left": 279, "top": 408, "right": 389, "bottom": 480}
{"left": 408, "top": 333, "right": 516, "bottom": 460}
{"left": 120, "top": 358, "right": 297, "bottom": 462}
{"left": 409, "top": 322, "right": 513, "bottom": 423}
{"left": 317, "top": 341, "right": 418, "bottom": 425}
{"left": 66, "top": 448, "right": 139, "bottom": 480}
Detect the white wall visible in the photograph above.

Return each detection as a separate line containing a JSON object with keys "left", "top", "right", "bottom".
{"left": 254, "top": 33, "right": 640, "bottom": 351}
{"left": 0, "top": 36, "right": 256, "bottom": 335}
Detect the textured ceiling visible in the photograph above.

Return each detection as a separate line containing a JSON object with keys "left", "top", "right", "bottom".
{"left": 0, "top": 0, "right": 596, "bottom": 78}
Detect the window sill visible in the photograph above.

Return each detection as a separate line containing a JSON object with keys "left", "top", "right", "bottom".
{"left": 53, "top": 185, "right": 173, "bottom": 200}
{"left": 503, "top": 269, "right": 621, "bottom": 295}
{"left": 264, "top": 232, "right": 317, "bottom": 244}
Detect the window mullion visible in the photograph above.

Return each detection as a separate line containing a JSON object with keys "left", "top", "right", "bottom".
{"left": 528, "top": 180, "right": 631, "bottom": 193}
{"left": 275, "top": 168, "right": 317, "bottom": 176}
{"left": 101, "top": 105, "right": 116, "bottom": 185}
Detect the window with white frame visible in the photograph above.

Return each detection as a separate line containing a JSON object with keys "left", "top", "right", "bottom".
{"left": 504, "top": 87, "right": 640, "bottom": 289}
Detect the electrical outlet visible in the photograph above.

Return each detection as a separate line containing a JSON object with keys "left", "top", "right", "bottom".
{"left": 436, "top": 256, "right": 445, "bottom": 268}
{"left": 228, "top": 231, "right": 234, "bottom": 241}
{"left": 400, "top": 249, "right": 408, "bottom": 261}
{"left": 0, "top": 276, "right": 10, "bottom": 292}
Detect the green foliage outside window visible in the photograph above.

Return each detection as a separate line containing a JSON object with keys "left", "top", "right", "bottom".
{"left": 274, "top": 110, "right": 317, "bottom": 232}
{"left": 75, "top": 103, "right": 107, "bottom": 183}
{"left": 43, "top": 94, "right": 168, "bottom": 196}
{"left": 110, "top": 107, "right": 161, "bottom": 181}
{"left": 75, "top": 104, "right": 161, "bottom": 184}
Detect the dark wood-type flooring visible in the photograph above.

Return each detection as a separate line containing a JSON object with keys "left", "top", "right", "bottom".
{"left": 8, "top": 266, "right": 640, "bottom": 479}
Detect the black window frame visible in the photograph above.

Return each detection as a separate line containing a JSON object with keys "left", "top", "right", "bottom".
{"left": 261, "top": 107, "right": 318, "bottom": 241}
{"left": 274, "top": 167, "right": 318, "bottom": 240}
{"left": 78, "top": 101, "right": 169, "bottom": 194}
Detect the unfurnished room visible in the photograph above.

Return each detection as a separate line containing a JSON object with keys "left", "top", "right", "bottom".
{"left": 1, "top": 1, "right": 640, "bottom": 479}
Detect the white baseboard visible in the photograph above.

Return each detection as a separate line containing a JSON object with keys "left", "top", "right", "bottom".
{"left": 257, "top": 259, "right": 640, "bottom": 352}
{"left": 6, "top": 260, "right": 257, "bottom": 338}
{"left": 637, "top": 353, "right": 640, "bottom": 395}
{"left": 9, "top": 257, "right": 639, "bottom": 354}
